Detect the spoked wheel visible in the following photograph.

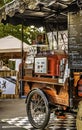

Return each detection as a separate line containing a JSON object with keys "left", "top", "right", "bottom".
{"left": 26, "top": 89, "right": 50, "bottom": 129}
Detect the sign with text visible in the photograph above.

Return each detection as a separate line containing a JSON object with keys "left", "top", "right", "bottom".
{"left": 68, "top": 10, "right": 82, "bottom": 69}
{"left": 0, "top": 78, "right": 15, "bottom": 94}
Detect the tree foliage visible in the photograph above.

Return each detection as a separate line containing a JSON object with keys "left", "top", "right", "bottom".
{"left": 0, "top": 1, "right": 45, "bottom": 45}
{"left": 0, "top": 0, "right": 13, "bottom": 7}
{"left": 0, "top": 23, "right": 44, "bottom": 45}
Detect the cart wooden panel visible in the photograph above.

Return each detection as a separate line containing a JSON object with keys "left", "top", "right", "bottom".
{"left": 22, "top": 76, "right": 69, "bottom": 106}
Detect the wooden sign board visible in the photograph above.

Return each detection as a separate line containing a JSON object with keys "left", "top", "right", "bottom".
{"left": 68, "top": 10, "right": 82, "bottom": 69}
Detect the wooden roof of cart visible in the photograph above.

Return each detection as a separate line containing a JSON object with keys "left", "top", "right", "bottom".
{"left": 0, "top": 0, "right": 82, "bottom": 30}
{"left": 0, "top": 0, "right": 82, "bottom": 59}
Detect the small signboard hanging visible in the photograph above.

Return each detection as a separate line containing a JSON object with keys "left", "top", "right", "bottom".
{"left": 0, "top": 78, "right": 15, "bottom": 94}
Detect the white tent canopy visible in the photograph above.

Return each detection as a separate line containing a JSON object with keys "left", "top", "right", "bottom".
{"left": 0, "top": 35, "right": 29, "bottom": 53}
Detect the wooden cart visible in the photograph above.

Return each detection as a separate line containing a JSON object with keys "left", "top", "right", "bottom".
{"left": 20, "top": 52, "right": 73, "bottom": 129}
{"left": 23, "top": 76, "right": 69, "bottom": 129}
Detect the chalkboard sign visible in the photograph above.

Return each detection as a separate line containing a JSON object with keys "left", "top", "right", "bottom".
{"left": 68, "top": 10, "right": 82, "bottom": 69}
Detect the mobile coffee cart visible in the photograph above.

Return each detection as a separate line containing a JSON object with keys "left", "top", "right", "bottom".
{"left": 23, "top": 2, "right": 82, "bottom": 129}
{"left": 1, "top": 0, "right": 82, "bottom": 129}
{"left": 24, "top": 52, "right": 69, "bottom": 129}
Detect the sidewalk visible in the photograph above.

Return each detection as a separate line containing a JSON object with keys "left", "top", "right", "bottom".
{"left": 0, "top": 98, "right": 77, "bottom": 130}
{"left": 0, "top": 99, "right": 26, "bottom": 119}
{"left": 0, "top": 121, "right": 26, "bottom": 130}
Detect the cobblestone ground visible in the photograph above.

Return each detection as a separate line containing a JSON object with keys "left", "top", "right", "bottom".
{"left": 0, "top": 99, "right": 77, "bottom": 130}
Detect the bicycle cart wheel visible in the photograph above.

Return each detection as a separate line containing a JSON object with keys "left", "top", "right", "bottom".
{"left": 26, "top": 89, "right": 50, "bottom": 129}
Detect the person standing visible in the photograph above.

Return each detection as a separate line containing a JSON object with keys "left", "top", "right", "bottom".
{"left": 36, "top": 34, "right": 43, "bottom": 53}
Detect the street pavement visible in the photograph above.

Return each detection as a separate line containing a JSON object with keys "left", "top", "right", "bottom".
{"left": 0, "top": 99, "right": 77, "bottom": 130}
{"left": 0, "top": 121, "right": 25, "bottom": 130}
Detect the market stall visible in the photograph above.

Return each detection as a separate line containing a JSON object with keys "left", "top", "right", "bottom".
{"left": 0, "top": 35, "right": 30, "bottom": 98}
{"left": 0, "top": 35, "right": 29, "bottom": 59}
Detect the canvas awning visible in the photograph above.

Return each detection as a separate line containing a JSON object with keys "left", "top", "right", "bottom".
{"left": 0, "top": 0, "right": 81, "bottom": 30}
{"left": 0, "top": 35, "right": 30, "bottom": 59}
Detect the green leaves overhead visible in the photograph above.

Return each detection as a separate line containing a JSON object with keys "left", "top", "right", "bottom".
{"left": 0, "top": 0, "right": 13, "bottom": 7}
{"left": 0, "top": 23, "right": 43, "bottom": 45}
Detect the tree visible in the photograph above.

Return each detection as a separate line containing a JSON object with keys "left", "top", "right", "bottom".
{"left": 0, "top": 23, "right": 44, "bottom": 45}
{"left": 0, "top": 0, "right": 13, "bottom": 7}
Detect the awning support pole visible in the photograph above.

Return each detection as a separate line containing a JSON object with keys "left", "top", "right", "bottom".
{"left": 20, "top": 21, "right": 24, "bottom": 98}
